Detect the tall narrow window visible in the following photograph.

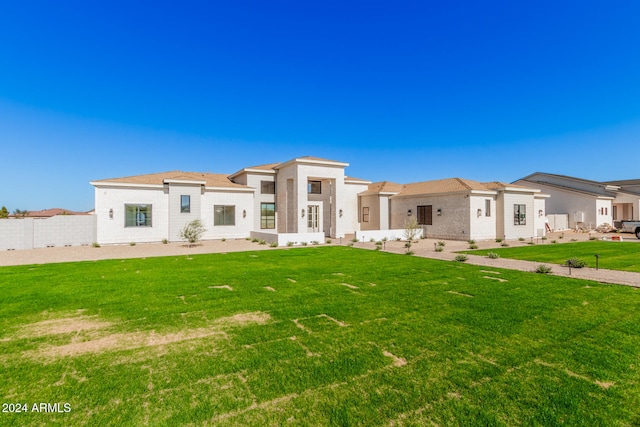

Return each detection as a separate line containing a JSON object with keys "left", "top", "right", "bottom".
{"left": 307, "top": 180, "right": 321, "bottom": 194}
{"left": 362, "top": 207, "right": 370, "bottom": 222}
{"left": 485, "top": 199, "right": 491, "bottom": 217}
{"left": 261, "top": 203, "right": 275, "bottom": 229}
{"left": 214, "top": 205, "right": 235, "bottom": 226}
{"left": 181, "top": 195, "right": 190, "bottom": 213}
{"left": 514, "top": 204, "right": 526, "bottom": 225}
{"left": 261, "top": 181, "right": 275, "bottom": 194}
{"left": 125, "top": 204, "right": 152, "bottom": 227}
{"left": 417, "top": 205, "right": 432, "bottom": 225}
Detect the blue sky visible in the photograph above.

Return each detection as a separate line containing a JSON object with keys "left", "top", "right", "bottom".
{"left": 1, "top": 1, "right": 639, "bottom": 212}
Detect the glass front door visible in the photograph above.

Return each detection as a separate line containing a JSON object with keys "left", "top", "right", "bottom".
{"left": 307, "top": 205, "right": 320, "bottom": 232}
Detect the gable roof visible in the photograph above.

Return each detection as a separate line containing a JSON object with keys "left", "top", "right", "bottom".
{"left": 359, "top": 181, "right": 404, "bottom": 196}
{"left": 397, "top": 178, "right": 494, "bottom": 197}
{"left": 91, "top": 171, "right": 248, "bottom": 189}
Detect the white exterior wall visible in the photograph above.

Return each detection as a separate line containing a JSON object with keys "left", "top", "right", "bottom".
{"left": 240, "top": 173, "right": 277, "bottom": 232}
{"left": 168, "top": 184, "right": 203, "bottom": 242}
{"left": 95, "top": 185, "right": 169, "bottom": 244}
{"left": 500, "top": 192, "right": 535, "bottom": 240}
{"left": 533, "top": 197, "right": 547, "bottom": 237}
{"left": 342, "top": 182, "right": 368, "bottom": 234}
{"left": 201, "top": 190, "right": 254, "bottom": 239}
{"left": 468, "top": 194, "right": 497, "bottom": 240}
{"left": 390, "top": 194, "right": 472, "bottom": 240}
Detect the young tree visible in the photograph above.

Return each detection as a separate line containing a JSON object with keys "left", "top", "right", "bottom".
{"left": 179, "top": 219, "right": 207, "bottom": 247}
{"left": 0, "top": 206, "right": 8, "bottom": 218}
{"left": 403, "top": 217, "right": 420, "bottom": 254}
{"left": 12, "top": 209, "right": 28, "bottom": 218}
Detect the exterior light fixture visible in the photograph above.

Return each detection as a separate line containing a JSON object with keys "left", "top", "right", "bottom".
{"left": 109, "top": 209, "right": 113, "bottom": 220}
{"left": 477, "top": 208, "right": 482, "bottom": 217}
{"left": 407, "top": 209, "right": 412, "bottom": 216}
{"left": 339, "top": 209, "right": 343, "bottom": 217}
{"left": 538, "top": 210, "right": 543, "bottom": 217}
{"left": 437, "top": 209, "right": 442, "bottom": 216}
{"left": 243, "top": 209, "right": 247, "bottom": 218}
{"left": 301, "top": 209, "right": 305, "bottom": 218}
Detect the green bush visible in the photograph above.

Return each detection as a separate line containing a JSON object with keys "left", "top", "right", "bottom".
{"left": 269, "top": 242, "right": 278, "bottom": 247}
{"left": 535, "top": 264, "right": 553, "bottom": 274}
{"left": 566, "top": 257, "right": 587, "bottom": 268}
{"left": 469, "top": 244, "right": 478, "bottom": 249}
{"left": 487, "top": 252, "right": 500, "bottom": 259}
{"left": 454, "top": 254, "right": 468, "bottom": 262}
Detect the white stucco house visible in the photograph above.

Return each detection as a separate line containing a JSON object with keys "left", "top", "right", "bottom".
{"left": 515, "top": 173, "right": 640, "bottom": 230}
{"left": 90, "top": 156, "right": 548, "bottom": 245}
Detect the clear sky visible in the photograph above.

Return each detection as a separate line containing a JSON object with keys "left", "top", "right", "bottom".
{"left": 1, "top": 1, "right": 639, "bottom": 212}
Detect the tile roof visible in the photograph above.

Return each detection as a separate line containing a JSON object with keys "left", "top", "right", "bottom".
{"left": 92, "top": 171, "right": 247, "bottom": 188}
{"left": 16, "top": 208, "right": 91, "bottom": 218}
{"left": 398, "top": 178, "right": 492, "bottom": 197}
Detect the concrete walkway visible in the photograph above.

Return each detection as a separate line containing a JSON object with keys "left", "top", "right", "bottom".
{"left": 354, "top": 231, "right": 640, "bottom": 288}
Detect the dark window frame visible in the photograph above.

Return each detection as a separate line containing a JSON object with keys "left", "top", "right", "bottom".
{"left": 260, "top": 202, "right": 276, "bottom": 229}
{"left": 514, "top": 204, "right": 526, "bottom": 225}
{"left": 417, "top": 205, "right": 432, "bottom": 225}
{"left": 181, "top": 195, "right": 191, "bottom": 213}
{"left": 362, "top": 207, "right": 370, "bottom": 222}
{"left": 307, "top": 180, "right": 322, "bottom": 194}
{"left": 261, "top": 181, "right": 275, "bottom": 194}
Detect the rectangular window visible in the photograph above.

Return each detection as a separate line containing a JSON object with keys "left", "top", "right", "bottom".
{"left": 214, "top": 205, "right": 235, "bottom": 226}
{"left": 125, "top": 204, "right": 152, "bottom": 227}
{"left": 307, "top": 180, "right": 321, "bottom": 194}
{"left": 261, "top": 203, "right": 275, "bottom": 229}
{"left": 485, "top": 199, "right": 491, "bottom": 217}
{"left": 514, "top": 204, "right": 526, "bottom": 225}
{"left": 417, "top": 205, "right": 432, "bottom": 225}
{"left": 261, "top": 181, "right": 275, "bottom": 194}
{"left": 181, "top": 195, "right": 190, "bottom": 213}
{"left": 362, "top": 207, "right": 370, "bottom": 222}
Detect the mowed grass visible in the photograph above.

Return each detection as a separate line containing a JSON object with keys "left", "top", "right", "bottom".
{"left": 464, "top": 241, "right": 640, "bottom": 272}
{"left": 1, "top": 246, "right": 640, "bottom": 426}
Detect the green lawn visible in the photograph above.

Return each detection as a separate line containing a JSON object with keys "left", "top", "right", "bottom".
{"left": 464, "top": 241, "right": 640, "bottom": 272}
{"left": 1, "top": 246, "right": 639, "bottom": 426}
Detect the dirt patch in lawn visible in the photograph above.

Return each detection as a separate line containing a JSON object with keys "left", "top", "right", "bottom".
{"left": 19, "top": 315, "right": 112, "bottom": 338}
{"left": 24, "top": 311, "right": 271, "bottom": 361}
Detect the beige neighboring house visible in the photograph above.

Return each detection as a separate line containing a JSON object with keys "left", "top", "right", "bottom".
{"left": 359, "top": 178, "right": 548, "bottom": 241}
{"left": 515, "top": 173, "right": 640, "bottom": 230}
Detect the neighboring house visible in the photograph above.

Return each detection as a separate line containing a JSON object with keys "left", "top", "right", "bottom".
{"left": 359, "top": 178, "right": 547, "bottom": 241}
{"left": 90, "top": 156, "right": 548, "bottom": 245}
{"left": 515, "top": 173, "right": 640, "bottom": 229}
{"left": 10, "top": 208, "right": 91, "bottom": 218}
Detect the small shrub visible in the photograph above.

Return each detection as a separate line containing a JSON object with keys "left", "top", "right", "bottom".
{"left": 487, "top": 252, "right": 499, "bottom": 259}
{"left": 162, "top": 239, "right": 168, "bottom": 244}
{"left": 559, "top": 233, "right": 564, "bottom": 239}
{"left": 251, "top": 238, "right": 259, "bottom": 243}
{"left": 454, "top": 254, "right": 468, "bottom": 262}
{"left": 495, "top": 238, "right": 503, "bottom": 243}
{"left": 535, "top": 264, "right": 553, "bottom": 274}
{"left": 301, "top": 242, "right": 308, "bottom": 246}
{"left": 129, "top": 242, "right": 136, "bottom": 246}
{"left": 258, "top": 240, "right": 266, "bottom": 245}
{"left": 468, "top": 239, "right": 476, "bottom": 244}
{"left": 286, "top": 241, "right": 294, "bottom": 247}
{"left": 551, "top": 240, "right": 558, "bottom": 244}
{"left": 352, "top": 238, "right": 359, "bottom": 243}
{"left": 370, "top": 238, "right": 376, "bottom": 243}
{"left": 92, "top": 242, "right": 100, "bottom": 248}
{"left": 566, "top": 257, "right": 587, "bottom": 268}
{"left": 500, "top": 242, "right": 510, "bottom": 247}
{"left": 376, "top": 241, "right": 383, "bottom": 246}
{"left": 589, "top": 236, "right": 597, "bottom": 241}
{"left": 518, "top": 237, "right": 525, "bottom": 242}
{"left": 570, "top": 238, "right": 578, "bottom": 242}
{"left": 269, "top": 242, "right": 278, "bottom": 247}
{"left": 221, "top": 238, "right": 226, "bottom": 242}
{"left": 382, "top": 237, "right": 388, "bottom": 242}
{"left": 468, "top": 244, "right": 478, "bottom": 250}
{"left": 527, "top": 242, "right": 535, "bottom": 245}
{"left": 541, "top": 236, "right": 547, "bottom": 241}
{"left": 437, "top": 241, "right": 446, "bottom": 247}
{"left": 375, "top": 246, "right": 381, "bottom": 251}
{"left": 312, "top": 241, "right": 319, "bottom": 245}
{"left": 435, "top": 246, "right": 444, "bottom": 252}
{"left": 326, "top": 239, "right": 332, "bottom": 244}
